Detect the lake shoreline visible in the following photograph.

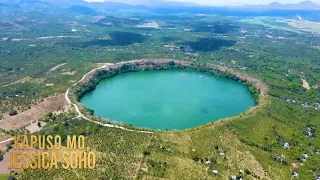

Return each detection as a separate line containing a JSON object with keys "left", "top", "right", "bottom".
{"left": 67, "top": 59, "right": 268, "bottom": 132}
{"left": 80, "top": 69, "right": 256, "bottom": 130}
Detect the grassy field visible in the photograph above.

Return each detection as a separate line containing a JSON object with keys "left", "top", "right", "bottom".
{"left": 0, "top": 175, "right": 9, "bottom": 180}
{"left": 16, "top": 96, "right": 320, "bottom": 179}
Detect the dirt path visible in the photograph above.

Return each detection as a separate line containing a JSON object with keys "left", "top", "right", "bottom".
{"left": 50, "top": 63, "right": 66, "bottom": 71}
{"left": 302, "top": 78, "right": 311, "bottom": 90}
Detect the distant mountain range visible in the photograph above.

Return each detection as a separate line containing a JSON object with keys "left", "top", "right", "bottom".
{"left": 85, "top": 0, "right": 320, "bottom": 9}
{"left": 97, "top": 0, "right": 201, "bottom": 7}
{"left": 85, "top": 0, "right": 320, "bottom": 10}
{"left": 1, "top": 0, "right": 320, "bottom": 12}
{"left": 242, "top": 1, "right": 320, "bottom": 10}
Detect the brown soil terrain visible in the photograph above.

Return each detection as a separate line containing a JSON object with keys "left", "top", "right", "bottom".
{"left": 25, "top": 121, "right": 46, "bottom": 133}
{"left": 0, "top": 143, "right": 7, "bottom": 151}
{"left": 301, "top": 78, "right": 311, "bottom": 90}
{"left": 1, "top": 95, "right": 66, "bottom": 130}
{"left": 50, "top": 63, "right": 66, "bottom": 71}
{"left": 62, "top": 71, "right": 77, "bottom": 76}
{"left": 0, "top": 149, "right": 15, "bottom": 174}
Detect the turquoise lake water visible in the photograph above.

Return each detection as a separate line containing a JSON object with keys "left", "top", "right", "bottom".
{"left": 80, "top": 70, "right": 255, "bottom": 130}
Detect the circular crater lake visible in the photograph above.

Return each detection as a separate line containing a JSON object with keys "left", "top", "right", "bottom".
{"left": 80, "top": 70, "right": 255, "bottom": 130}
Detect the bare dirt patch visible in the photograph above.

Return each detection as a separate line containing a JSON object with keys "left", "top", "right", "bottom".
{"left": 45, "top": 83, "right": 54, "bottom": 87}
{"left": 25, "top": 121, "right": 46, "bottom": 133}
{"left": 96, "top": 63, "right": 115, "bottom": 66}
{"left": 286, "top": 19, "right": 320, "bottom": 33}
{"left": 301, "top": 78, "right": 311, "bottom": 90}
{"left": 50, "top": 63, "right": 66, "bottom": 71}
{"left": 0, "top": 142, "right": 8, "bottom": 151}
{"left": 62, "top": 71, "right": 77, "bottom": 76}
{"left": 1, "top": 95, "right": 66, "bottom": 130}
{"left": 0, "top": 149, "right": 12, "bottom": 174}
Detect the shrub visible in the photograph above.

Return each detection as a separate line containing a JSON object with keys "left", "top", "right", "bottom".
{"left": 8, "top": 176, "right": 17, "bottom": 180}
{"left": 0, "top": 151, "right": 3, "bottom": 161}
{"left": 9, "top": 110, "right": 18, "bottom": 116}
{"left": 143, "top": 151, "right": 151, "bottom": 156}
{"left": 169, "top": 61, "right": 175, "bottom": 66}
{"left": 88, "top": 109, "right": 95, "bottom": 115}
{"left": 37, "top": 122, "right": 42, "bottom": 127}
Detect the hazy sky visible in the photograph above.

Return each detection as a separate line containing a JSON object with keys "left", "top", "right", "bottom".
{"left": 84, "top": 0, "right": 320, "bottom": 6}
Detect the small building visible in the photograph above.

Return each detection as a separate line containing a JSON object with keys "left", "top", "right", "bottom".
{"left": 230, "top": 175, "right": 237, "bottom": 180}
{"left": 212, "top": 170, "right": 218, "bottom": 175}
{"left": 141, "top": 163, "right": 147, "bottom": 169}
{"left": 284, "top": 142, "right": 289, "bottom": 149}
{"left": 184, "top": 28, "right": 194, "bottom": 32}
{"left": 293, "top": 172, "right": 299, "bottom": 177}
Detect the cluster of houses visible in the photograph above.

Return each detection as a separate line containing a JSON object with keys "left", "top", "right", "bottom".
{"left": 163, "top": 44, "right": 197, "bottom": 53}
{"left": 291, "top": 153, "right": 316, "bottom": 178}
{"left": 285, "top": 99, "right": 320, "bottom": 110}
{"left": 163, "top": 44, "right": 180, "bottom": 51}
{"left": 135, "top": 21, "right": 160, "bottom": 29}
{"left": 230, "top": 170, "right": 245, "bottom": 180}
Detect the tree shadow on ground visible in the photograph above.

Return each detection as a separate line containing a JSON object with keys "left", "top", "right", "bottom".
{"left": 184, "top": 38, "right": 236, "bottom": 52}
{"left": 70, "top": 31, "right": 147, "bottom": 47}
{"left": 161, "top": 36, "right": 180, "bottom": 42}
